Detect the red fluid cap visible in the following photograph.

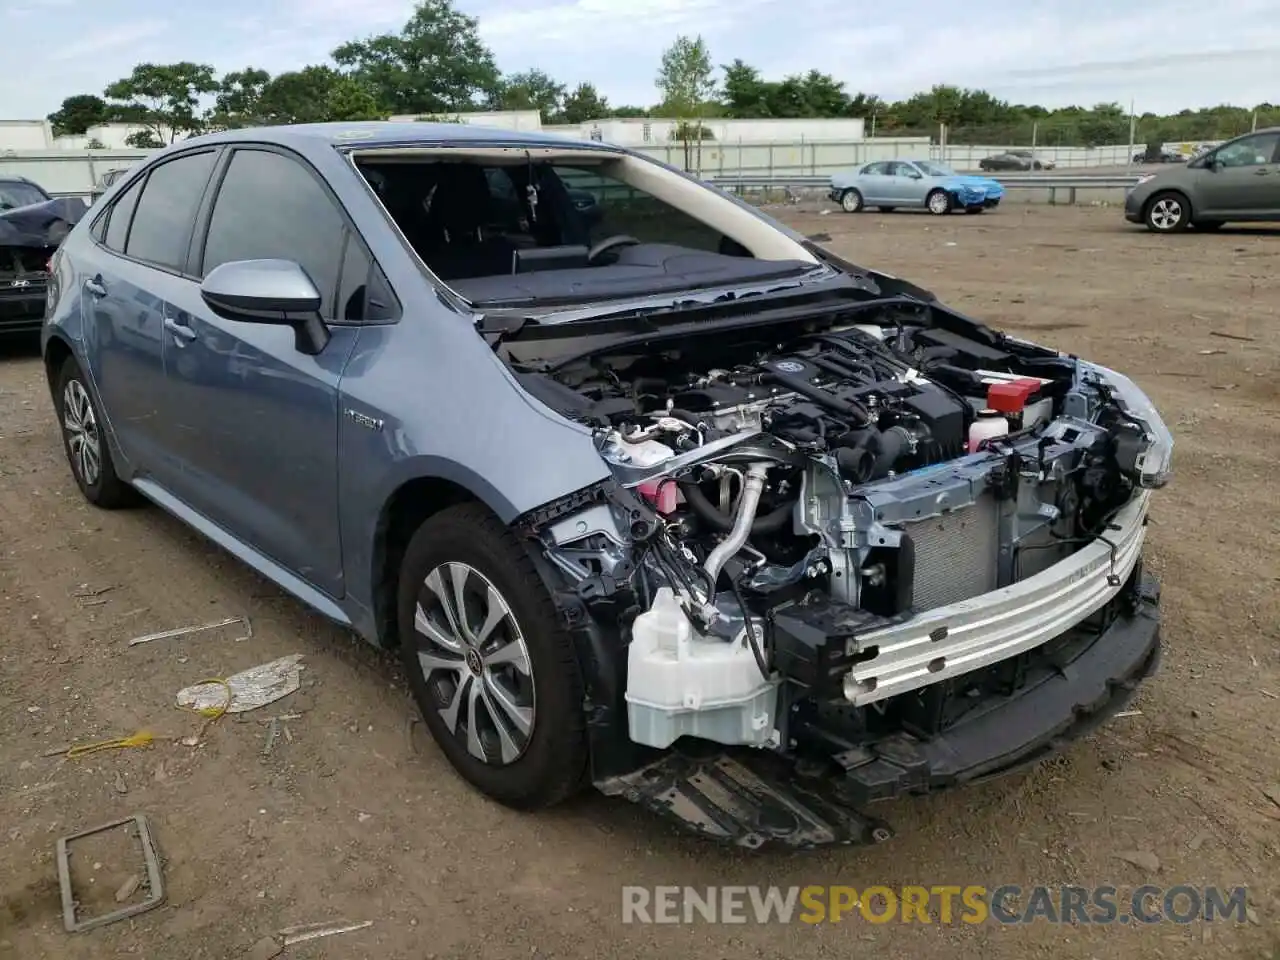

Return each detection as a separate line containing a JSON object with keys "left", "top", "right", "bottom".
{"left": 987, "top": 378, "right": 1042, "bottom": 413}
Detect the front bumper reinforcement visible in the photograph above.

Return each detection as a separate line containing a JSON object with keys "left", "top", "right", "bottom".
{"left": 598, "top": 568, "right": 1161, "bottom": 850}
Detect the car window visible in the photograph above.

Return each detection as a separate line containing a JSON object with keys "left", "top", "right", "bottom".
{"left": 201, "top": 148, "right": 349, "bottom": 319}
{"left": 889, "top": 162, "right": 918, "bottom": 177}
{"left": 862, "top": 162, "right": 888, "bottom": 176}
{"left": 103, "top": 177, "right": 144, "bottom": 253}
{"left": 0, "top": 180, "right": 48, "bottom": 210}
{"left": 125, "top": 151, "right": 217, "bottom": 271}
{"left": 1213, "top": 133, "right": 1280, "bottom": 168}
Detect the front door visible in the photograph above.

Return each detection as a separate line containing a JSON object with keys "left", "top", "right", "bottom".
{"left": 159, "top": 146, "right": 373, "bottom": 598}
{"left": 885, "top": 162, "right": 928, "bottom": 206}
{"left": 1196, "top": 132, "right": 1280, "bottom": 217}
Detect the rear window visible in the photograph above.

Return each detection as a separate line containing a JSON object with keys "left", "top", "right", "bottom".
{"left": 125, "top": 151, "right": 217, "bottom": 271}
{"left": 0, "top": 181, "right": 48, "bottom": 210}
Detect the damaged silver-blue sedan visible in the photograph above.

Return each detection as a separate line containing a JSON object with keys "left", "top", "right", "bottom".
{"left": 42, "top": 123, "right": 1171, "bottom": 848}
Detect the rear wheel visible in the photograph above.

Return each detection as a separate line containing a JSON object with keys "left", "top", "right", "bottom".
{"left": 839, "top": 189, "right": 864, "bottom": 213}
{"left": 1144, "top": 191, "right": 1190, "bottom": 233}
{"left": 926, "top": 189, "right": 953, "bottom": 215}
{"left": 397, "top": 503, "right": 588, "bottom": 809}
{"left": 53, "top": 358, "right": 139, "bottom": 508}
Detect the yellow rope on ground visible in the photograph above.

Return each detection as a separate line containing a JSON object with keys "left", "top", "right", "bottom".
{"left": 65, "top": 730, "right": 154, "bottom": 759}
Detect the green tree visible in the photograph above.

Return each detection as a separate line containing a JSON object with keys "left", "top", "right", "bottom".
{"left": 656, "top": 34, "right": 715, "bottom": 167}
{"left": 331, "top": 0, "right": 499, "bottom": 115}
{"left": 208, "top": 67, "right": 272, "bottom": 128}
{"left": 104, "top": 62, "right": 219, "bottom": 143}
{"left": 124, "top": 129, "right": 165, "bottom": 149}
{"left": 324, "top": 75, "right": 384, "bottom": 121}
{"left": 47, "top": 94, "right": 112, "bottom": 137}
{"left": 490, "top": 69, "right": 565, "bottom": 123}
{"left": 257, "top": 66, "right": 343, "bottom": 124}
{"left": 561, "top": 82, "right": 610, "bottom": 124}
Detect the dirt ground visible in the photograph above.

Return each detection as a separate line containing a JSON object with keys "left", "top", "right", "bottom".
{"left": 2, "top": 204, "right": 1278, "bottom": 960}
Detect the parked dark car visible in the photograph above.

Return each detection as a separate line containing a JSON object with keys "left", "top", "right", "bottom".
{"left": 1132, "top": 147, "right": 1184, "bottom": 164}
{"left": 978, "top": 150, "right": 1055, "bottom": 171}
{"left": 1125, "top": 127, "right": 1280, "bottom": 232}
{"left": 41, "top": 123, "right": 1171, "bottom": 849}
{"left": 1, "top": 176, "right": 86, "bottom": 336}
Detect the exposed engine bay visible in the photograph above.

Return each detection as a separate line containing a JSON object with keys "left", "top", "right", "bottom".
{"left": 503, "top": 291, "right": 1171, "bottom": 814}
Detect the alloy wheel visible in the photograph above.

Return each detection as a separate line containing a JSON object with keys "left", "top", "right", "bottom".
{"left": 413, "top": 562, "right": 535, "bottom": 766}
{"left": 1149, "top": 197, "right": 1183, "bottom": 230}
{"left": 841, "top": 190, "right": 861, "bottom": 213}
{"left": 928, "top": 191, "right": 950, "bottom": 214}
{"left": 62, "top": 379, "right": 101, "bottom": 488}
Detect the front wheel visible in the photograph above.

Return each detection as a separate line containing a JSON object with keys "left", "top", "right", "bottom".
{"left": 926, "top": 190, "right": 953, "bottom": 215}
{"left": 839, "top": 188, "right": 864, "bottom": 213}
{"left": 397, "top": 503, "right": 588, "bottom": 809}
{"left": 1145, "top": 192, "right": 1190, "bottom": 232}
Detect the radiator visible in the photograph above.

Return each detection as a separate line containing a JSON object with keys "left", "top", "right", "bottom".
{"left": 902, "top": 494, "right": 999, "bottom": 611}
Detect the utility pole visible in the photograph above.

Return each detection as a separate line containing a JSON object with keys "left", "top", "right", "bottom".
{"left": 1252, "top": 109, "right": 1259, "bottom": 132}
{"left": 1127, "top": 98, "right": 1137, "bottom": 168}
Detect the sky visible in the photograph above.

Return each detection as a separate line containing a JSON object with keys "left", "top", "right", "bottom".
{"left": 2, "top": 0, "right": 1278, "bottom": 120}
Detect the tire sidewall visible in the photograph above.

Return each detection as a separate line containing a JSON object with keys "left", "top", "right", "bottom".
{"left": 927, "top": 190, "right": 952, "bottom": 215}
{"left": 1145, "top": 192, "right": 1189, "bottom": 232}
{"left": 54, "top": 360, "right": 107, "bottom": 502}
{"left": 840, "top": 189, "right": 863, "bottom": 213}
{"left": 396, "top": 508, "right": 586, "bottom": 807}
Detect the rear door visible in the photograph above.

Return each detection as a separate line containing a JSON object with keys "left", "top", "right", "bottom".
{"left": 857, "top": 162, "right": 893, "bottom": 204}
{"left": 1196, "top": 132, "right": 1280, "bottom": 217}
{"left": 158, "top": 145, "right": 388, "bottom": 597}
{"left": 79, "top": 149, "right": 220, "bottom": 488}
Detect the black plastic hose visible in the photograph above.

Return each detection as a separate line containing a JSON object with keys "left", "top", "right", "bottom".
{"left": 678, "top": 480, "right": 794, "bottom": 535}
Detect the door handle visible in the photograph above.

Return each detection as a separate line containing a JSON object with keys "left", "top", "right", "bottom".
{"left": 84, "top": 276, "right": 107, "bottom": 297}
{"left": 163, "top": 317, "right": 196, "bottom": 343}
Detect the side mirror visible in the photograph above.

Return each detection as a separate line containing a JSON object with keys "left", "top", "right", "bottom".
{"left": 200, "top": 259, "right": 330, "bottom": 355}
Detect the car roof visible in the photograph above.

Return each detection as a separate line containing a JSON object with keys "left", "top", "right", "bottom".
{"left": 183, "top": 121, "right": 611, "bottom": 153}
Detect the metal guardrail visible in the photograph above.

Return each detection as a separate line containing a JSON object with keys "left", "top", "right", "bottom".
{"left": 708, "top": 173, "right": 1142, "bottom": 189}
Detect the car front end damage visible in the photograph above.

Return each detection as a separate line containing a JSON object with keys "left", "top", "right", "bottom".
{"left": 504, "top": 289, "right": 1171, "bottom": 849}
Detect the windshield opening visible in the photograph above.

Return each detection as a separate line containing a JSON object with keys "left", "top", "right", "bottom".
{"left": 354, "top": 149, "right": 818, "bottom": 307}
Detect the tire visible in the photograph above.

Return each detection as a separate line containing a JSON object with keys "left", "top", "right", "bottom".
{"left": 53, "top": 357, "right": 139, "bottom": 508}
{"left": 1144, "top": 191, "right": 1190, "bottom": 233}
{"left": 877, "top": 206, "right": 896, "bottom": 212}
{"left": 926, "top": 189, "right": 953, "bottom": 215}
{"left": 839, "top": 189, "right": 864, "bottom": 213}
{"left": 397, "top": 502, "right": 588, "bottom": 810}
{"left": 1193, "top": 220, "right": 1224, "bottom": 231}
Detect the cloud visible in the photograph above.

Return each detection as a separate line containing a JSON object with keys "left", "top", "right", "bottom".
{"left": 48, "top": 20, "right": 169, "bottom": 62}
{"left": 2, "top": 0, "right": 1275, "bottom": 120}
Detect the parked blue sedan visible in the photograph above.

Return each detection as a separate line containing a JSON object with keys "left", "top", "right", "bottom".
{"left": 829, "top": 159, "right": 1005, "bottom": 215}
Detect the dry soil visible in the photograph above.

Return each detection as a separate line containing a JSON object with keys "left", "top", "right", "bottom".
{"left": 1, "top": 204, "right": 1278, "bottom": 959}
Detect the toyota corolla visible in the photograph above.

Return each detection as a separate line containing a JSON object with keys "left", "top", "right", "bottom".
{"left": 42, "top": 123, "right": 1171, "bottom": 848}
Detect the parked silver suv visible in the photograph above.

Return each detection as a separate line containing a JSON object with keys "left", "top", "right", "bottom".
{"left": 1125, "top": 127, "right": 1280, "bottom": 232}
